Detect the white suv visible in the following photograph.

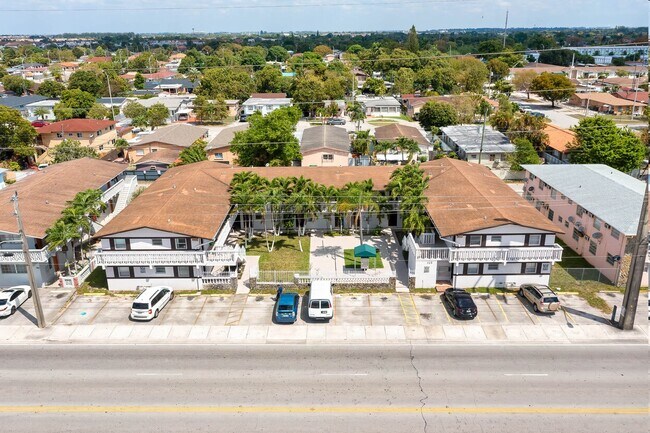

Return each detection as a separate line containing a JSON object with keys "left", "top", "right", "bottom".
{"left": 130, "top": 286, "right": 174, "bottom": 321}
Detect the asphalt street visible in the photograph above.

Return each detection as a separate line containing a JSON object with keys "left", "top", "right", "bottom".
{"left": 0, "top": 344, "right": 646, "bottom": 432}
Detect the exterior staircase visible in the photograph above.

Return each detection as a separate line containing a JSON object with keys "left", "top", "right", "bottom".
{"left": 93, "top": 175, "right": 138, "bottom": 232}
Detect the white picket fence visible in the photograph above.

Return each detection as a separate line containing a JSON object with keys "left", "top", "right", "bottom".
{"left": 255, "top": 269, "right": 393, "bottom": 285}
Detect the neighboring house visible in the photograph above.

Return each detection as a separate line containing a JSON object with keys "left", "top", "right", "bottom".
{"left": 440, "top": 125, "right": 516, "bottom": 169}
{"left": 36, "top": 119, "right": 118, "bottom": 155}
{"left": 0, "top": 158, "right": 128, "bottom": 287}
{"left": 136, "top": 96, "right": 192, "bottom": 123}
{"left": 206, "top": 124, "right": 249, "bottom": 164}
{"left": 543, "top": 124, "right": 575, "bottom": 165}
{"left": 0, "top": 95, "right": 48, "bottom": 116}
{"left": 614, "top": 90, "right": 649, "bottom": 105}
{"left": 94, "top": 158, "right": 561, "bottom": 291}
{"left": 300, "top": 126, "right": 350, "bottom": 166}
{"left": 352, "top": 68, "right": 368, "bottom": 89}
{"left": 225, "top": 99, "right": 240, "bottom": 118}
{"left": 356, "top": 96, "right": 401, "bottom": 116}
{"left": 133, "top": 149, "right": 180, "bottom": 173}
{"left": 522, "top": 164, "right": 648, "bottom": 287}
{"left": 96, "top": 97, "right": 128, "bottom": 113}
{"left": 373, "top": 123, "right": 431, "bottom": 164}
{"left": 568, "top": 92, "right": 647, "bottom": 115}
{"left": 142, "top": 69, "right": 177, "bottom": 81}
{"left": 127, "top": 123, "right": 208, "bottom": 162}
{"left": 241, "top": 94, "right": 291, "bottom": 118}
{"left": 25, "top": 99, "right": 58, "bottom": 121}
{"left": 143, "top": 78, "right": 197, "bottom": 94}
{"left": 84, "top": 56, "right": 112, "bottom": 64}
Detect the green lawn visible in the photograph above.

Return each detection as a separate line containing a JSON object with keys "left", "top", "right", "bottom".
{"left": 343, "top": 249, "right": 384, "bottom": 269}
{"left": 550, "top": 239, "right": 615, "bottom": 312}
{"left": 244, "top": 235, "right": 310, "bottom": 271}
{"left": 85, "top": 267, "right": 108, "bottom": 289}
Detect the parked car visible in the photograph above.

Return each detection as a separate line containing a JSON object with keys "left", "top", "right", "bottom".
{"left": 326, "top": 117, "right": 346, "bottom": 125}
{"left": 519, "top": 284, "right": 560, "bottom": 313}
{"left": 444, "top": 288, "right": 477, "bottom": 319}
{"left": 274, "top": 292, "right": 300, "bottom": 324}
{"left": 0, "top": 286, "right": 32, "bottom": 317}
{"left": 130, "top": 286, "right": 174, "bottom": 321}
{"left": 31, "top": 120, "right": 50, "bottom": 128}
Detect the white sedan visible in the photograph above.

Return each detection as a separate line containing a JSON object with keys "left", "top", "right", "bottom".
{"left": 0, "top": 286, "right": 32, "bottom": 317}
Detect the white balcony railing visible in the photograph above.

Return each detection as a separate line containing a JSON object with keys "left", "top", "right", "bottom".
{"left": 404, "top": 233, "right": 449, "bottom": 260}
{"left": 94, "top": 245, "right": 246, "bottom": 267}
{"left": 101, "top": 179, "right": 124, "bottom": 202}
{"left": 448, "top": 244, "right": 563, "bottom": 264}
{"left": 0, "top": 247, "right": 51, "bottom": 263}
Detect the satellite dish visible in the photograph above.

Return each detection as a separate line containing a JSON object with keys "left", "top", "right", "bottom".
{"left": 528, "top": 186, "right": 534, "bottom": 191}
{"left": 568, "top": 216, "right": 575, "bottom": 223}
{"left": 592, "top": 232, "right": 602, "bottom": 239}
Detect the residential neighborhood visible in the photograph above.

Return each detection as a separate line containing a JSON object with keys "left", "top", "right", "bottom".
{"left": 0, "top": 8, "right": 647, "bottom": 433}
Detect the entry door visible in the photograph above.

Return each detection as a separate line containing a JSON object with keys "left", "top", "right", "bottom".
{"left": 437, "top": 264, "right": 451, "bottom": 281}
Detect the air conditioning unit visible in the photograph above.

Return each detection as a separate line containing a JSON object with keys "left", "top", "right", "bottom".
{"left": 584, "top": 235, "right": 590, "bottom": 241}
{"left": 604, "top": 223, "right": 611, "bottom": 229}
{"left": 543, "top": 204, "right": 550, "bottom": 209}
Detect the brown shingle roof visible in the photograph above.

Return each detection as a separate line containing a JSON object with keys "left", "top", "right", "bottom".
{"left": 0, "top": 158, "right": 124, "bottom": 239}
{"left": 98, "top": 159, "right": 559, "bottom": 239}
{"left": 135, "top": 149, "right": 180, "bottom": 165}
{"left": 374, "top": 123, "right": 429, "bottom": 147}
{"left": 572, "top": 92, "right": 647, "bottom": 107}
{"left": 37, "top": 119, "right": 116, "bottom": 134}
{"left": 131, "top": 124, "right": 208, "bottom": 149}
{"left": 206, "top": 124, "right": 249, "bottom": 151}
{"left": 301, "top": 126, "right": 350, "bottom": 155}
{"left": 420, "top": 159, "right": 562, "bottom": 237}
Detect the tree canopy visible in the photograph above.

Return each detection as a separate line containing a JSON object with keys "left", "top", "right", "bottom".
{"left": 0, "top": 106, "right": 37, "bottom": 162}
{"left": 530, "top": 72, "right": 575, "bottom": 107}
{"left": 567, "top": 117, "right": 645, "bottom": 173}
{"left": 418, "top": 101, "right": 459, "bottom": 131}
{"left": 51, "top": 139, "right": 99, "bottom": 163}
{"left": 177, "top": 139, "right": 208, "bottom": 165}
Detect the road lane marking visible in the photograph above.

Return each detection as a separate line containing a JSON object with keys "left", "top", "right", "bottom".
{"left": 503, "top": 373, "right": 549, "bottom": 377}
{"left": 320, "top": 373, "right": 368, "bottom": 376}
{"left": 136, "top": 373, "right": 183, "bottom": 377}
{"left": 0, "top": 405, "right": 644, "bottom": 415}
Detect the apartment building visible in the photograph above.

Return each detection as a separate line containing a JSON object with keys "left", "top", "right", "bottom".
{"left": 522, "top": 164, "right": 648, "bottom": 286}
{"left": 36, "top": 119, "right": 118, "bottom": 155}
{"left": 0, "top": 159, "right": 128, "bottom": 287}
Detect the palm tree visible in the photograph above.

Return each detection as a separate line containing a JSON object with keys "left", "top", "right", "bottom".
{"left": 346, "top": 101, "right": 366, "bottom": 131}
{"left": 45, "top": 218, "right": 81, "bottom": 272}
{"left": 374, "top": 140, "right": 396, "bottom": 165}
{"left": 337, "top": 180, "right": 380, "bottom": 244}
{"left": 395, "top": 137, "right": 421, "bottom": 165}
{"left": 230, "top": 172, "right": 265, "bottom": 245}
{"left": 386, "top": 164, "right": 430, "bottom": 237}
{"left": 287, "top": 177, "right": 319, "bottom": 252}
{"left": 318, "top": 185, "right": 340, "bottom": 231}
{"left": 33, "top": 107, "right": 50, "bottom": 120}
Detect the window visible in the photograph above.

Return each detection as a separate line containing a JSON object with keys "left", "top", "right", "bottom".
{"left": 76, "top": 132, "right": 83, "bottom": 138}
{"left": 151, "top": 239, "right": 163, "bottom": 246}
{"left": 98, "top": 145, "right": 104, "bottom": 151}
{"left": 323, "top": 154, "right": 334, "bottom": 161}
{"left": 568, "top": 199, "right": 573, "bottom": 205}
{"left": 215, "top": 153, "right": 223, "bottom": 160}
{"left": 113, "top": 238, "right": 127, "bottom": 250}
{"left": 541, "top": 263, "right": 551, "bottom": 272}
{"left": 528, "top": 173, "right": 536, "bottom": 180}
{"left": 117, "top": 267, "right": 130, "bottom": 278}
{"left": 487, "top": 263, "right": 499, "bottom": 271}
{"left": 593, "top": 218, "right": 601, "bottom": 230}
{"left": 606, "top": 253, "right": 616, "bottom": 265}
{"left": 564, "top": 220, "right": 569, "bottom": 228}
{"left": 470, "top": 154, "right": 477, "bottom": 159}
{"left": 524, "top": 263, "right": 537, "bottom": 274}
{"left": 491, "top": 235, "right": 502, "bottom": 243}
{"left": 136, "top": 149, "right": 145, "bottom": 156}
{"left": 56, "top": 132, "right": 63, "bottom": 138}
{"left": 576, "top": 205, "right": 584, "bottom": 217}
{"left": 589, "top": 241, "right": 597, "bottom": 255}
{"left": 1, "top": 264, "right": 27, "bottom": 274}
{"left": 139, "top": 267, "right": 146, "bottom": 274}
{"left": 155, "top": 266, "right": 166, "bottom": 274}
{"left": 423, "top": 266, "right": 430, "bottom": 273}
{"left": 550, "top": 188, "right": 557, "bottom": 199}
{"left": 611, "top": 228, "right": 620, "bottom": 240}
{"left": 489, "top": 154, "right": 495, "bottom": 161}
{"left": 469, "top": 235, "right": 481, "bottom": 247}
{"left": 175, "top": 238, "right": 188, "bottom": 249}
{"left": 558, "top": 216, "right": 563, "bottom": 223}
{"left": 528, "top": 234, "right": 542, "bottom": 246}
{"left": 572, "top": 228, "right": 580, "bottom": 241}
{"left": 177, "top": 267, "right": 191, "bottom": 278}
{"left": 547, "top": 210, "right": 554, "bottom": 221}
{"left": 560, "top": 194, "right": 566, "bottom": 200}
{"left": 466, "top": 264, "right": 479, "bottom": 274}
{"left": 96, "top": 129, "right": 102, "bottom": 136}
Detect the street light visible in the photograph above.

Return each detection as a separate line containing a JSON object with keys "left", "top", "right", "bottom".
{"left": 100, "top": 70, "right": 115, "bottom": 121}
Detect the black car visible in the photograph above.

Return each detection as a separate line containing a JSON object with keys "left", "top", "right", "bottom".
{"left": 444, "top": 288, "right": 477, "bottom": 319}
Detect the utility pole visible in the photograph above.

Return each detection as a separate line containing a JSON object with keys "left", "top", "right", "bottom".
{"left": 502, "top": 10, "right": 509, "bottom": 48}
{"left": 477, "top": 108, "right": 487, "bottom": 164}
{"left": 12, "top": 192, "right": 46, "bottom": 328}
{"left": 617, "top": 183, "right": 649, "bottom": 330}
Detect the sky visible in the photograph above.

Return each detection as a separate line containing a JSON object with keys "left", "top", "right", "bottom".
{"left": 0, "top": 0, "right": 647, "bottom": 35}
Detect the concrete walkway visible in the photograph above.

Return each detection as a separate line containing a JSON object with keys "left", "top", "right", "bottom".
{"left": 0, "top": 322, "right": 645, "bottom": 345}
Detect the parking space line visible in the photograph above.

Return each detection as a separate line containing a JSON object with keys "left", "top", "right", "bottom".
{"left": 439, "top": 297, "right": 451, "bottom": 323}
{"left": 561, "top": 307, "right": 577, "bottom": 325}
{"left": 520, "top": 301, "right": 540, "bottom": 325}
{"left": 397, "top": 294, "right": 420, "bottom": 326}
{"left": 493, "top": 295, "right": 509, "bottom": 323}
{"left": 88, "top": 298, "right": 110, "bottom": 325}
{"left": 193, "top": 297, "right": 209, "bottom": 326}
{"left": 367, "top": 296, "right": 373, "bottom": 326}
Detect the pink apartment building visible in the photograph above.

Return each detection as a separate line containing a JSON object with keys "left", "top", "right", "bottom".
{"left": 522, "top": 164, "right": 648, "bottom": 287}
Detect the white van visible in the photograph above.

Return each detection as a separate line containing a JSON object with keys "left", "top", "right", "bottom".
{"left": 308, "top": 280, "right": 333, "bottom": 320}
{"left": 130, "top": 286, "right": 174, "bottom": 321}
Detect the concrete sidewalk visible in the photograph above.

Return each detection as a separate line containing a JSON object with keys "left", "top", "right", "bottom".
{"left": 1, "top": 322, "right": 646, "bottom": 345}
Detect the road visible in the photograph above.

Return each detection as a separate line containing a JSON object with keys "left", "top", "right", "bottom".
{"left": 0, "top": 344, "right": 646, "bottom": 432}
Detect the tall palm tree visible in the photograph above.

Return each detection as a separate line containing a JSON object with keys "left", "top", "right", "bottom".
{"left": 318, "top": 185, "right": 340, "bottom": 231}
{"left": 395, "top": 137, "right": 421, "bottom": 165}
{"left": 230, "top": 172, "right": 265, "bottom": 245}
{"left": 346, "top": 101, "right": 366, "bottom": 131}
{"left": 374, "top": 140, "right": 396, "bottom": 165}
{"left": 337, "top": 181, "right": 380, "bottom": 244}
{"left": 45, "top": 219, "right": 81, "bottom": 272}
{"left": 288, "top": 177, "right": 319, "bottom": 252}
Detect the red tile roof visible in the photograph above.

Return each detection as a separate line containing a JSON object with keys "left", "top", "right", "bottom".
{"left": 37, "top": 119, "right": 117, "bottom": 134}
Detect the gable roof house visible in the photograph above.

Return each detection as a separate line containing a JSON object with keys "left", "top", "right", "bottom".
{"left": 206, "top": 123, "right": 249, "bottom": 165}
{"left": 94, "top": 158, "right": 563, "bottom": 291}
{"left": 127, "top": 123, "right": 208, "bottom": 162}
{"left": 542, "top": 124, "right": 575, "bottom": 165}
{"left": 439, "top": 125, "right": 515, "bottom": 175}
{"left": 355, "top": 96, "right": 401, "bottom": 117}
{"left": 373, "top": 123, "right": 431, "bottom": 163}
{"left": 0, "top": 158, "right": 126, "bottom": 287}
{"left": 300, "top": 126, "right": 350, "bottom": 167}
{"left": 36, "top": 119, "right": 118, "bottom": 160}
{"left": 568, "top": 92, "right": 647, "bottom": 116}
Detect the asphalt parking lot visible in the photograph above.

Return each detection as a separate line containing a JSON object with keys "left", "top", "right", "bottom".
{"left": 2, "top": 289, "right": 645, "bottom": 329}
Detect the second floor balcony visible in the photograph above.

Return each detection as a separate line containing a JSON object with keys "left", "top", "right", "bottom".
{"left": 448, "top": 244, "right": 563, "bottom": 264}
{"left": 0, "top": 246, "right": 52, "bottom": 264}
{"left": 94, "top": 245, "right": 246, "bottom": 268}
